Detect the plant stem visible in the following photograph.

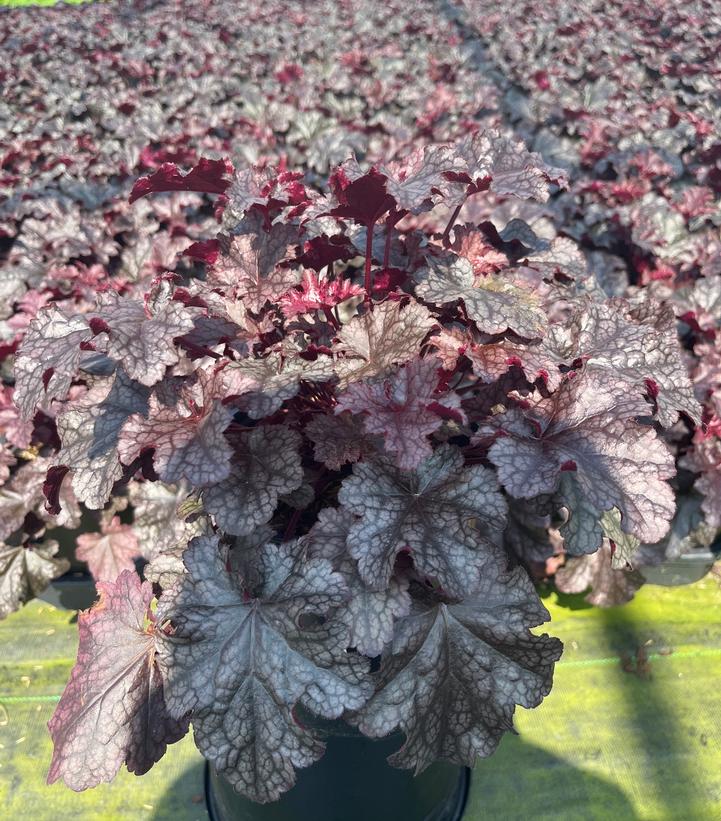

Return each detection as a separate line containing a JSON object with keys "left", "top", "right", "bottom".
{"left": 383, "top": 212, "right": 397, "bottom": 270}
{"left": 283, "top": 507, "right": 303, "bottom": 541}
{"left": 442, "top": 201, "right": 464, "bottom": 245}
{"left": 364, "top": 220, "right": 374, "bottom": 296}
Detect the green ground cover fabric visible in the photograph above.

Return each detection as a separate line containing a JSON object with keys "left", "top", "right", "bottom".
{"left": 1, "top": 575, "right": 720, "bottom": 820}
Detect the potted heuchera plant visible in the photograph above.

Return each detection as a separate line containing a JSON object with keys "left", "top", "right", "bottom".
{"left": 15, "top": 133, "right": 700, "bottom": 818}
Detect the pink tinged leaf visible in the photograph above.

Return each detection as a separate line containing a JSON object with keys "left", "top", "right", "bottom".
{"left": 555, "top": 542, "right": 644, "bottom": 607}
{"left": 0, "top": 457, "right": 80, "bottom": 539}
{"left": 0, "top": 444, "right": 15, "bottom": 484}
{"left": 118, "top": 392, "right": 233, "bottom": 487}
{"left": 76, "top": 517, "right": 140, "bottom": 583}
{"left": 333, "top": 299, "right": 437, "bottom": 390}
{"left": 221, "top": 166, "right": 276, "bottom": 228}
{"left": 429, "top": 327, "right": 473, "bottom": 370}
{"left": 335, "top": 357, "right": 461, "bottom": 470}
{"left": 129, "top": 158, "right": 233, "bottom": 203}
{"left": 519, "top": 237, "right": 589, "bottom": 280}
{"left": 0, "top": 540, "right": 69, "bottom": 619}
{"left": 91, "top": 291, "right": 197, "bottom": 387}
{"left": 573, "top": 299, "right": 702, "bottom": 427}
{"left": 208, "top": 214, "right": 300, "bottom": 312}
{"left": 467, "top": 340, "right": 564, "bottom": 391}
{"left": 356, "top": 556, "right": 562, "bottom": 771}
{"left": 486, "top": 369, "right": 676, "bottom": 544}
{"left": 279, "top": 269, "right": 363, "bottom": 320}
{"left": 414, "top": 253, "right": 546, "bottom": 339}
{"left": 680, "top": 436, "right": 721, "bottom": 529}
{"left": 0, "top": 386, "right": 34, "bottom": 448}
{"left": 443, "top": 130, "right": 567, "bottom": 208}
{"left": 155, "top": 536, "right": 371, "bottom": 803}
{"left": 449, "top": 224, "right": 509, "bottom": 275}
{"left": 55, "top": 370, "right": 150, "bottom": 509}
{"left": 679, "top": 276, "right": 721, "bottom": 332}
{"left": 13, "top": 307, "right": 92, "bottom": 419}
{"left": 338, "top": 444, "right": 507, "bottom": 597}
{"left": 203, "top": 427, "right": 303, "bottom": 536}
{"left": 47, "top": 571, "right": 189, "bottom": 790}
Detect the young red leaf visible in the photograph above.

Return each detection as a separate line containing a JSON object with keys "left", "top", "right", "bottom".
{"left": 129, "top": 158, "right": 233, "bottom": 203}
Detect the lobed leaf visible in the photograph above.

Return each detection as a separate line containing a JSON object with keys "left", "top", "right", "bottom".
{"left": 47, "top": 571, "right": 189, "bottom": 790}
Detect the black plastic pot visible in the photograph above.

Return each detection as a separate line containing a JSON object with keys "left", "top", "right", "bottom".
{"left": 37, "top": 570, "right": 97, "bottom": 611}
{"left": 37, "top": 512, "right": 99, "bottom": 611}
{"left": 640, "top": 549, "right": 719, "bottom": 586}
{"left": 205, "top": 720, "right": 469, "bottom": 821}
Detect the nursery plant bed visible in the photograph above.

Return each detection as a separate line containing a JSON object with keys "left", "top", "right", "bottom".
{"left": 1, "top": 573, "right": 719, "bottom": 821}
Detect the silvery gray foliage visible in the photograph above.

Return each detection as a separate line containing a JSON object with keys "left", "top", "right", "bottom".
{"left": 156, "top": 535, "right": 372, "bottom": 803}
{"left": 0, "top": 539, "right": 68, "bottom": 619}
{"left": 338, "top": 445, "right": 508, "bottom": 598}
{"left": 414, "top": 253, "right": 547, "bottom": 339}
{"left": 55, "top": 370, "right": 150, "bottom": 509}
{"left": 203, "top": 427, "right": 304, "bottom": 536}
{"left": 354, "top": 556, "right": 562, "bottom": 771}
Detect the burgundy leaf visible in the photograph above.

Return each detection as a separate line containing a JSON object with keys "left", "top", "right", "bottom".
{"left": 129, "top": 158, "right": 233, "bottom": 203}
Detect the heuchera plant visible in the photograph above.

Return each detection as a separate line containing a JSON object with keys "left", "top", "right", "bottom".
{"left": 456, "top": 0, "right": 721, "bottom": 604}
{"left": 14, "top": 133, "right": 703, "bottom": 802}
